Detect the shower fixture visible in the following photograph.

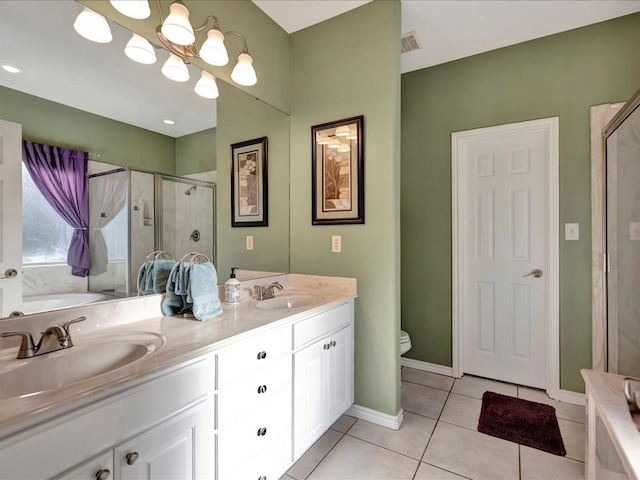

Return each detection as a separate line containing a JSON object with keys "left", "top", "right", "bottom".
{"left": 185, "top": 185, "right": 197, "bottom": 195}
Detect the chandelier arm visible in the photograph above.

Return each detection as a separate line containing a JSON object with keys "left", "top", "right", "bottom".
{"left": 155, "top": 0, "right": 164, "bottom": 24}
{"left": 192, "top": 15, "right": 220, "bottom": 32}
{"left": 223, "top": 31, "right": 249, "bottom": 53}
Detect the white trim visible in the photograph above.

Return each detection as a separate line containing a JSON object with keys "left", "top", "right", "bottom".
{"left": 557, "top": 389, "right": 586, "bottom": 407}
{"left": 346, "top": 404, "right": 404, "bottom": 430}
{"left": 401, "top": 357, "right": 455, "bottom": 377}
{"left": 451, "top": 117, "right": 560, "bottom": 397}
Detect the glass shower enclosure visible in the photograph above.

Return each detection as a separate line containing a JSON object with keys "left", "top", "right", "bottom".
{"left": 605, "top": 90, "right": 640, "bottom": 376}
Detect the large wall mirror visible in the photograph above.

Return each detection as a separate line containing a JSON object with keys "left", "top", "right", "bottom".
{"left": 0, "top": 1, "right": 290, "bottom": 317}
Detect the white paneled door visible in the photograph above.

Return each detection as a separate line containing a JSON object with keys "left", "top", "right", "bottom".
{"left": 453, "top": 118, "right": 558, "bottom": 390}
{"left": 0, "top": 119, "right": 22, "bottom": 317}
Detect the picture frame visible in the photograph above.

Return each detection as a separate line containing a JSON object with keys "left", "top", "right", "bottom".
{"left": 231, "top": 136, "right": 268, "bottom": 227}
{"left": 311, "top": 115, "right": 364, "bottom": 225}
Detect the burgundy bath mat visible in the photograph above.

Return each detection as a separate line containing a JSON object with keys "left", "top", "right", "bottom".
{"left": 477, "top": 391, "right": 566, "bottom": 456}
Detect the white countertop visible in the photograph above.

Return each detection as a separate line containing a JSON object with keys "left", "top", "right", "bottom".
{"left": 582, "top": 369, "right": 640, "bottom": 479}
{"left": 0, "top": 274, "right": 356, "bottom": 441}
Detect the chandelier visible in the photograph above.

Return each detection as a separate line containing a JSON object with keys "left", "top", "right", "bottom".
{"left": 73, "top": 0, "right": 258, "bottom": 100}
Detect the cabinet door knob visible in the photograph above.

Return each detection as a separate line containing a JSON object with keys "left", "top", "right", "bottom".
{"left": 257, "top": 427, "right": 267, "bottom": 436}
{"left": 125, "top": 452, "right": 139, "bottom": 465}
{"left": 331, "top": 340, "right": 336, "bottom": 347}
{"left": 256, "top": 351, "right": 267, "bottom": 360}
{"left": 258, "top": 476, "right": 267, "bottom": 480}
{"left": 95, "top": 469, "right": 111, "bottom": 480}
{"left": 257, "top": 385, "right": 267, "bottom": 394}
{"left": 323, "top": 343, "right": 330, "bottom": 350}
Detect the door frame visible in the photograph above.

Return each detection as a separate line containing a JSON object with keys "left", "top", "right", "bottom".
{"left": 451, "top": 117, "right": 560, "bottom": 398}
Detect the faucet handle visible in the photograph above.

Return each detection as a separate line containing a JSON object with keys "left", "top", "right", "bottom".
{"left": 254, "top": 285, "right": 265, "bottom": 300}
{"left": 1, "top": 331, "right": 36, "bottom": 359}
{"left": 62, "top": 316, "right": 87, "bottom": 334}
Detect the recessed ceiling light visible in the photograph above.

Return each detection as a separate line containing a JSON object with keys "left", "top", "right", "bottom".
{"left": 1, "top": 64, "right": 22, "bottom": 74}
{"left": 163, "top": 119, "right": 176, "bottom": 125}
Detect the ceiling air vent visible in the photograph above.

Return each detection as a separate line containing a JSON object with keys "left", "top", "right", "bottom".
{"left": 401, "top": 31, "right": 422, "bottom": 54}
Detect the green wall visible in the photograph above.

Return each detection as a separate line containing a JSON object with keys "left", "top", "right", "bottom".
{"left": 216, "top": 81, "right": 290, "bottom": 278}
{"left": 176, "top": 128, "right": 216, "bottom": 176}
{"left": 0, "top": 85, "right": 176, "bottom": 173}
{"left": 401, "top": 13, "right": 640, "bottom": 392}
{"left": 290, "top": 0, "right": 402, "bottom": 416}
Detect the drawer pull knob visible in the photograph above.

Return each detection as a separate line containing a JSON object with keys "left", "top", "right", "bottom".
{"left": 257, "top": 385, "right": 268, "bottom": 394}
{"left": 257, "top": 427, "right": 267, "bottom": 436}
{"left": 125, "top": 452, "right": 139, "bottom": 465}
{"left": 256, "top": 351, "right": 267, "bottom": 360}
{"left": 96, "top": 469, "right": 111, "bottom": 480}
{"left": 331, "top": 340, "right": 337, "bottom": 347}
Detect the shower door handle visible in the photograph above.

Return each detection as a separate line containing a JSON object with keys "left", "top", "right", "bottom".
{"left": 522, "top": 269, "right": 543, "bottom": 278}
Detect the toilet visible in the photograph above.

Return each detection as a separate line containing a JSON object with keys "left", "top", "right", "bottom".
{"left": 400, "top": 330, "right": 412, "bottom": 355}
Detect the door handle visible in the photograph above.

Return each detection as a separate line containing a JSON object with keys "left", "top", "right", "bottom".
{"left": 522, "top": 269, "right": 543, "bottom": 278}
{"left": 0, "top": 269, "right": 17, "bottom": 280}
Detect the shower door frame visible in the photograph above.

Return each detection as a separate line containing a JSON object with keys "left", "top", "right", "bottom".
{"left": 591, "top": 88, "right": 640, "bottom": 373}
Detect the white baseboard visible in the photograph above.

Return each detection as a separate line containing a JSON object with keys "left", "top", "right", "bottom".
{"left": 346, "top": 404, "right": 404, "bottom": 430}
{"left": 401, "top": 357, "right": 455, "bottom": 377}
{"left": 557, "top": 389, "right": 586, "bottom": 406}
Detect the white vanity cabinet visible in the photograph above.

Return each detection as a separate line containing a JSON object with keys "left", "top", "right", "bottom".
{"left": 292, "top": 303, "right": 354, "bottom": 459}
{"left": 0, "top": 358, "right": 212, "bottom": 480}
{"left": 215, "top": 324, "right": 292, "bottom": 480}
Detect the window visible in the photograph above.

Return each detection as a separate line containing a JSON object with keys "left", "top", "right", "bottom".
{"left": 22, "top": 163, "right": 73, "bottom": 264}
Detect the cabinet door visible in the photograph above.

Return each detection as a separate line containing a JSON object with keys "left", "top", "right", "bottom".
{"left": 115, "top": 401, "right": 209, "bottom": 480}
{"left": 293, "top": 340, "right": 325, "bottom": 459}
{"left": 53, "top": 451, "right": 113, "bottom": 480}
{"left": 326, "top": 326, "right": 353, "bottom": 425}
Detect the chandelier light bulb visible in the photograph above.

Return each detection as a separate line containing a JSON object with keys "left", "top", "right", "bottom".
{"left": 328, "top": 138, "right": 341, "bottom": 149}
{"left": 195, "top": 71, "right": 219, "bottom": 99}
{"left": 73, "top": 7, "right": 113, "bottom": 44}
{"left": 338, "top": 143, "right": 351, "bottom": 153}
{"left": 161, "top": 53, "right": 190, "bottom": 82}
{"left": 199, "top": 28, "right": 229, "bottom": 67}
{"left": 231, "top": 52, "right": 257, "bottom": 86}
{"left": 109, "top": 0, "right": 151, "bottom": 19}
{"left": 161, "top": 1, "right": 195, "bottom": 46}
{"left": 124, "top": 33, "right": 157, "bottom": 64}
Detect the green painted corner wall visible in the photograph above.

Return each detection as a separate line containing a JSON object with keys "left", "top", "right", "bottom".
{"left": 289, "top": 0, "right": 402, "bottom": 416}
{"left": 0, "top": 85, "right": 176, "bottom": 173}
{"left": 216, "top": 81, "right": 290, "bottom": 278}
{"left": 401, "top": 13, "right": 640, "bottom": 393}
{"left": 176, "top": 128, "right": 216, "bottom": 176}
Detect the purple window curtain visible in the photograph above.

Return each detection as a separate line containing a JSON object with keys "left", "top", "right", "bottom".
{"left": 22, "top": 141, "right": 90, "bottom": 277}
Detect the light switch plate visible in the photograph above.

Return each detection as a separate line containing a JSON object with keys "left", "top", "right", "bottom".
{"left": 630, "top": 222, "right": 640, "bottom": 241}
{"left": 246, "top": 236, "right": 254, "bottom": 250}
{"left": 331, "top": 235, "right": 341, "bottom": 253}
{"left": 565, "top": 223, "right": 579, "bottom": 241}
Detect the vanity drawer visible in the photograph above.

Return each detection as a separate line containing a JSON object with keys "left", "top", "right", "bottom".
{"left": 217, "top": 386, "right": 291, "bottom": 478}
{"left": 216, "top": 325, "right": 291, "bottom": 388}
{"left": 216, "top": 354, "right": 291, "bottom": 428}
{"left": 293, "top": 302, "right": 351, "bottom": 349}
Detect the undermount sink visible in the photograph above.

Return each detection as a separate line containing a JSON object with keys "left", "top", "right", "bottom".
{"left": 0, "top": 332, "right": 165, "bottom": 400}
{"left": 256, "top": 294, "right": 323, "bottom": 310}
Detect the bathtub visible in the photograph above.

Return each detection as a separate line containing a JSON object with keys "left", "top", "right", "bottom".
{"left": 21, "top": 293, "right": 109, "bottom": 315}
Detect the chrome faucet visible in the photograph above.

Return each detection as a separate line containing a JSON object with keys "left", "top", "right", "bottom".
{"left": 254, "top": 281, "right": 284, "bottom": 300}
{"left": 0, "top": 316, "right": 86, "bottom": 359}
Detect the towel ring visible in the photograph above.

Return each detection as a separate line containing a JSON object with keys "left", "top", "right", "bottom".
{"left": 145, "top": 250, "right": 174, "bottom": 262}
{"left": 178, "top": 251, "right": 211, "bottom": 265}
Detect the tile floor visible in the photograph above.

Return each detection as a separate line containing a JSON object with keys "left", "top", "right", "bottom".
{"left": 283, "top": 367, "right": 586, "bottom": 480}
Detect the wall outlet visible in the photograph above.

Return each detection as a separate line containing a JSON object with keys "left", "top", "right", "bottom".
{"left": 331, "top": 235, "right": 341, "bottom": 253}
{"left": 630, "top": 222, "right": 640, "bottom": 241}
{"left": 565, "top": 223, "right": 579, "bottom": 241}
{"left": 246, "top": 236, "right": 254, "bottom": 250}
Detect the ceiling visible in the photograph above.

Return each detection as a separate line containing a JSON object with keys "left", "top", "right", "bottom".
{"left": 253, "top": 0, "right": 640, "bottom": 73}
{"left": 1, "top": 1, "right": 639, "bottom": 138}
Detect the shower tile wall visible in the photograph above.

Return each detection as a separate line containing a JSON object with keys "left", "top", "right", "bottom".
{"left": 130, "top": 171, "right": 156, "bottom": 293}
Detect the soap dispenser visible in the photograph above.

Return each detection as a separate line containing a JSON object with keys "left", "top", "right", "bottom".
{"left": 224, "top": 267, "right": 240, "bottom": 304}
